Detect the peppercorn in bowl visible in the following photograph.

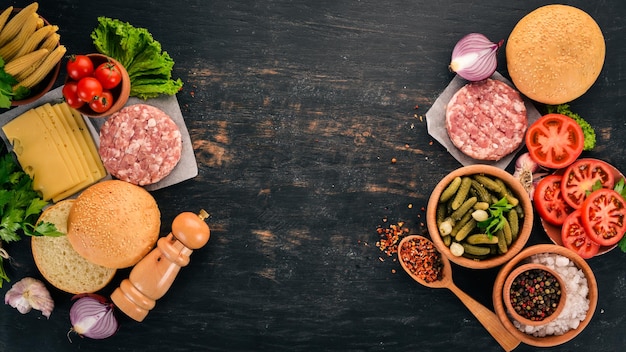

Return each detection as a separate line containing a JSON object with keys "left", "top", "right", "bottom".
{"left": 426, "top": 164, "right": 533, "bottom": 269}
{"left": 493, "top": 244, "right": 598, "bottom": 347}
{"left": 503, "top": 262, "right": 566, "bottom": 327}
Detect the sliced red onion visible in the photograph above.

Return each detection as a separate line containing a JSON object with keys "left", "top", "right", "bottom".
{"left": 68, "top": 294, "right": 119, "bottom": 340}
{"left": 449, "top": 33, "right": 503, "bottom": 81}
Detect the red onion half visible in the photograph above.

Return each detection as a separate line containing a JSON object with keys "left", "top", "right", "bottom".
{"left": 449, "top": 33, "right": 503, "bottom": 81}
{"left": 68, "top": 294, "right": 119, "bottom": 340}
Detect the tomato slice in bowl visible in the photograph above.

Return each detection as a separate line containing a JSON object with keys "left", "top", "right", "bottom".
{"left": 561, "top": 158, "right": 615, "bottom": 209}
{"left": 534, "top": 175, "right": 574, "bottom": 226}
{"left": 525, "top": 113, "right": 584, "bottom": 169}
{"left": 580, "top": 188, "right": 626, "bottom": 247}
{"left": 561, "top": 209, "right": 600, "bottom": 259}
{"left": 540, "top": 160, "right": 623, "bottom": 257}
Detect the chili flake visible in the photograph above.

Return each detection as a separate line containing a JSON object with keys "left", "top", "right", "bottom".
{"left": 375, "top": 222, "right": 409, "bottom": 256}
{"left": 398, "top": 237, "right": 443, "bottom": 283}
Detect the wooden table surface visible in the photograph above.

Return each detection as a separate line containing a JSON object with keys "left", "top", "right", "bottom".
{"left": 2, "top": 0, "right": 626, "bottom": 351}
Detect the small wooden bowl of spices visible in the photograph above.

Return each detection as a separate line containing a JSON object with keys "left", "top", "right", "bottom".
{"left": 503, "top": 263, "right": 566, "bottom": 326}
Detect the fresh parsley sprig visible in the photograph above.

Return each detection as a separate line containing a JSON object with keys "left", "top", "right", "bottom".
{"left": 0, "top": 150, "right": 63, "bottom": 287}
{"left": 477, "top": 197, "right": 514, "bottom": 237}
{"left": 0, "top": 57, "right": 30, "bottom": 109}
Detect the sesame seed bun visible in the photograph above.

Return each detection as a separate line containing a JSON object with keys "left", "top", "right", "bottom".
{"left": 506, "top": 4, "right": 605, "bottom": 104}
{"left": 67, "top": 180, "right": 161, "bottom": 269}
{"left": 31, "top": 200, "right": 117, "bottom": 294}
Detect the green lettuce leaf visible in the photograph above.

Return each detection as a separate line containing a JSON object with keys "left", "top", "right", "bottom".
{"left": 91, "top": 17, "right": 183, "bottom": 99}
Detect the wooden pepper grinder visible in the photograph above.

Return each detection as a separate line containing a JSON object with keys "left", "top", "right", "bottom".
{"left": 110, "top": 209, "right": 211, "bottom": 322}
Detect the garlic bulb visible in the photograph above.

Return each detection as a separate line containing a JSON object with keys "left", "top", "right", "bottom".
{"left": 4, "top": 277, "right": 54, "bottom": 318}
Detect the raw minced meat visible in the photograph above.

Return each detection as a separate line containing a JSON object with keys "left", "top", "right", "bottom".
{"left": 99, "top": 104, "right": 182, "bottom": 186}
{"left": 445, "top": 79, "right": 527, "bottom": 161}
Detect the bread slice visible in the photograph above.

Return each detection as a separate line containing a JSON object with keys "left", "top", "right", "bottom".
{"left": 31, "top": 199, "right": 116, "bottom": 294}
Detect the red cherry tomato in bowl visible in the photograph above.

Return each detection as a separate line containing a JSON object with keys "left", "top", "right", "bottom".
{"left": 580, "top": 188, "right": 626, "bottom": 247}
{"left": 525, "top": 113, "right": 584, "bottom": 169}
{"left": 561, "top": 209, "right": 600, "bottom": 259}
{"left": 88, "top": 90, "right": 114, "bottom": 113}
{"left": 94, "top": 62, "right": 123, "bottom": 89}
{"left": 66, "top": 55, "right": 94, "bottom": 81}
{"left": 534, "top": 175, "right": 574, "bottom": 226}
{"left": 61, "top": 81, "right": 85, "bottom": 109}
{"left": 76, "top": 77, "right": 103, "bottom": 102}
{"left": 560, "top": 158, "right": 615, "bottom": 209}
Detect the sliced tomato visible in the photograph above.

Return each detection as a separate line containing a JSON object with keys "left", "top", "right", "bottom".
{"left": 525, "top": 113, "right": 584, "bottom": 169}
{"left": 580, "top": 188, "right": 626, "bottom": 246}
{"left": 561, "top": 209, "right": 600, "bottom": 259}
{"left": 534, "top": 175, "right": 574, "bottom": 226}
{"left": 561, "top": 158, "right": 615, "bottom": 209}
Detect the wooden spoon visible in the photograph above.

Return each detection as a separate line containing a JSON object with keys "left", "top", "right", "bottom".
{"left": 398, "top": 235, "right": 521, "bottom": 352}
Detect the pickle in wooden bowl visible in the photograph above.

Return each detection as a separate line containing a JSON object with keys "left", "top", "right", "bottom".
{"left": 426, "top": 164, "right": 533, "bottom": 269}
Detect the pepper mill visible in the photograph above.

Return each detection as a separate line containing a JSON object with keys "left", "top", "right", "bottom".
{"left": 110, "top": 209, "right": 211, "bottom": 322}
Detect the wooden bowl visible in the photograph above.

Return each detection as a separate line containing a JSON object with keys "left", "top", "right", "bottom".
{"left": 10, "top": 9, "right": 61, "bottom": 106}
{"left": 427, "top": 164, "right": 533, "bottom": 269}
{"left": 65, "top": 53, "right": 130, "bottom": 118}
{"left": 503, "top": 263, "right": 566, "bottom": 327}
{"left": 493, "top": 244, "right": 598, "bottom": 347}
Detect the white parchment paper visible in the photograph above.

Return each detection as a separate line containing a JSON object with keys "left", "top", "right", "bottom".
{"left": 0, "top": 86, "right": 198, "bottom": 194}
{"left": 425, "top": 72, "right": 542, "bottom": 169}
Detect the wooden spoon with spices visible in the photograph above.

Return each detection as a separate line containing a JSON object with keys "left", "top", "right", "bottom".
{"left": 398, "top": 235, "right": 521, "bottom": 352}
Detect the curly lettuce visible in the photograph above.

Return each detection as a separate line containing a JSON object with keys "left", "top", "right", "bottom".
{"left": 90, "top": 17, "right": 183, "bottom": 99}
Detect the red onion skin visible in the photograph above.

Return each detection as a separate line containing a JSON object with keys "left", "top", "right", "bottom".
{"left": 69, "top": 295, "right": 119, "bottom": 340}
{"left": 450, "top": 33, "right": 503, "bottom": 81}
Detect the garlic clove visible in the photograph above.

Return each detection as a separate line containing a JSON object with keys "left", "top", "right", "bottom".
{"left": 4, "top": 277, "right": 54, "bottom": 318}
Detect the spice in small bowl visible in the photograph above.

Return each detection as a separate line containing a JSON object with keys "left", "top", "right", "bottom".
{"left": 503, "top": 263, "right": 566, "bottom": 326}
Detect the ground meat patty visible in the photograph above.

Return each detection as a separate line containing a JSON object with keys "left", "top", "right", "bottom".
{"left": 99, "top": 104, "right": 182, "bottom": 186}
{"left": 445, "top": 79, "right": 527, "bottom": 161}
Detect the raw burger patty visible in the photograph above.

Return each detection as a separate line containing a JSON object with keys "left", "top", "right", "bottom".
{"left": 445, "top": 79, "right": 527, "bottom": 161}
{"left": 99, "top": 104, "right": 182, "bottom": 186}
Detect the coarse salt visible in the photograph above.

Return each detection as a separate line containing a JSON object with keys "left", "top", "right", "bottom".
{"left": 511, "top": 253, "right": 590, "bottom": 337}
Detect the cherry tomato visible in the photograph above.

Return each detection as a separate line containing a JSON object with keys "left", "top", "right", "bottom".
{"left": 533, "top": 175, "right": 574, "bottom": 226}
{"left": 525, "top": 113, "right": 584, "bottom": 169}
{"left": 61, "top": 81, "right": 85, "bottom": 109}
{"left": 88, "top": 90, "right": 114, "bottom": 113}
{"left": 94, "top": 62, "right": 123, "bottom": 89}
{"left": 561, "top": 209, "right": 600, "bottom": 259}
{"left": 580, "top": 188, "right": 626, "bottom": 247}
{"left": 561, "top": 158, "right": 615, "bottom": 209}
{"left": 66, "top": 55, "right": 94, "bottom": 81}
{"left": 76, "top": 77, "right": 103, "bottom": 102}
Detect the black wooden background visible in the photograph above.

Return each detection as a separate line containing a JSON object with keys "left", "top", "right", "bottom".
{"left": 1, "top": 0, "right": 625, "bottom": 351}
